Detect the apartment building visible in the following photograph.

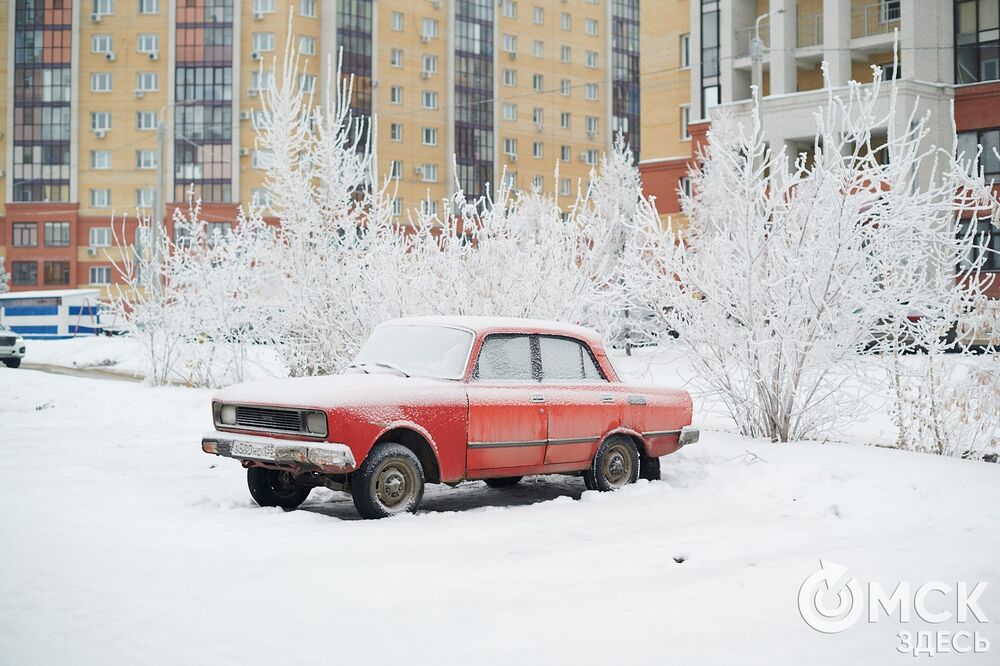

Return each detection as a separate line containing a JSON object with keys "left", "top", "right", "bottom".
{"left": 1, "top": 0, "right": 644, "bottom": 295}
{"left": 640, "top": 0, "right": 1000, "bottom": 277}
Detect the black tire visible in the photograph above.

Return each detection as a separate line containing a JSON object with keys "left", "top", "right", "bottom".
{"left": 351, "top": 443, "right": 425, "bottom": 519}
{"left": 247, "top": 467, "right": 312, "bottom": 510}
{"left": 639, "top": 455, "right": 661, "bottom": 481}
{"left": 484, "top": 476, "right": 522, "bottom": 489}
{"left": 3, "top": 358, "right": 21, "bottom": 369}
{"left": 584, "top": 435, "right": 640, "bottom": 491}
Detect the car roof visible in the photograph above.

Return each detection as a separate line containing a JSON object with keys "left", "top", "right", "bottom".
{"left": 381, "top": 315, "right": 604, "bottom": 346}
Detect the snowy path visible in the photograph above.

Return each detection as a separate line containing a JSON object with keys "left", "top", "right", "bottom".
{"left": 1, "top": 367, "right": 998, "bottom": 665}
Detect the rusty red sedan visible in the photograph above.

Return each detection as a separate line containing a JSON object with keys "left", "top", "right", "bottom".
{"left": 202, "top": 316, "right": 698, "bottom": 519}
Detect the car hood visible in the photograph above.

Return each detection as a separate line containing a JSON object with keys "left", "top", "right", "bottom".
{"left": 212, "top": 371, "right": 462, "bottom": 411}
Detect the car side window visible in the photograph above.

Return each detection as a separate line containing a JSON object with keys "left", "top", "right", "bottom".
{"left": 539, "top": 336, "right": 607, "bottom": 382}
{"left": 474, "top": 334, "right": 536, "bottom": 381}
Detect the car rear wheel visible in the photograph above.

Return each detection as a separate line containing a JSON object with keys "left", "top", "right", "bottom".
{"left": 484, "top": 476, "right": 522, "bottom": 489}
{"left": 351, "top": 443, "right": 425, "bottom": 519}
{"left": 3, "top": 359, "right": 21, "bottom": 368}
{"left": 584, "top": 435, "right": 639, "bottom": 491}
{"left": 247, "top": 467, "right": 312, "bottom": 510}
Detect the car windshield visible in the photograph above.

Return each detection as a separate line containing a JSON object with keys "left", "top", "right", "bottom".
{"left": 352, "top": 324, "right": 474, "bottom": 379}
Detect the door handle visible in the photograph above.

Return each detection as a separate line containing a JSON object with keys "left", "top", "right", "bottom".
{"left": 530, "top": 394, "right": 545, "bottom": 403}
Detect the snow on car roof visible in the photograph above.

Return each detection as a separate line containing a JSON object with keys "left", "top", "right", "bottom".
{"left": 381, "top": 315, "right": 603, "bottom": 343}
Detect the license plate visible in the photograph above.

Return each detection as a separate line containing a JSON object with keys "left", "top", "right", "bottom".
{"left": 230, "top": 441, "right": 276, "bottom": 461}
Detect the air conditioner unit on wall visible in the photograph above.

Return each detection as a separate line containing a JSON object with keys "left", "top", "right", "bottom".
{"left": 91, "top": 12, "right": 102, "bottom": 22}
{"left": 105, "top": 51, "right": 116, "bottom": 61}
{"left": 135, "top": 89, "right": 145, "bottom": 98}
{"left": 87, "top": 247, "right": 98, "bottom": 256}
{"left": 239, "top": 110, "right": 252, "bottom": 120}
{"left": 148, "top": 51, "right": 159, "bottom": 61}
{"left": 238, "top": 147, "right": 250, "bottom": 156}
{"left": 95, "top": 129, "right": 107, "bottom": 139}
{"left": 253, "top": 11, "right": 264, "bottom": 20}
{"left": 251, "top": 51, "right": 261, "bottom": 61}
{"left": 248, "top": 88, "right": 259, "bottom": 97}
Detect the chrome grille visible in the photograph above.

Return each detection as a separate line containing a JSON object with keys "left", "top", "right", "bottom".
{"left": 234, "top": 406, "right": 304, "bottom": 433}
{"left": 0, "top": 336, "right": 16, "bottom": 346}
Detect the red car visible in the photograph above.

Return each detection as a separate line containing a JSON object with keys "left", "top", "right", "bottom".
{"left": 202, "top": 316, "right": 698, "bottom": 519}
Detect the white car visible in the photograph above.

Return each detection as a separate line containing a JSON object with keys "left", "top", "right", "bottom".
{"left": 0, "top": 324, "right": 26, "bottom": 368}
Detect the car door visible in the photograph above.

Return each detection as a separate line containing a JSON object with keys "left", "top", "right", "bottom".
{"left": 538, "top": 335, "right": 620, "bottom": 466}
{"left": 465, "top": 334, "right": 548, "bottom": 475}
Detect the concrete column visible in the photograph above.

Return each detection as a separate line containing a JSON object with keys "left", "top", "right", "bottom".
{"left": 689, "top": 2, "right": 703, "bottom": 120}
{"left": 901, "top": 0, "right": 953, "bottom": 85}
{"left": 769, "top": 0, "right": 797, "bottom": 95}
{"left": 724, "top": 0, "right": 755, "bottom": 103}
{"left": 823, "top": 0, "right": 851, "bottom": 87}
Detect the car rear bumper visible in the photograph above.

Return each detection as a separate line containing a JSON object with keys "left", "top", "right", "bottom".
{"left": 201, "top": 430, "right": 357, "bottom": 473}
{"left": 679, "top": 426, "right": 699, "bottom": 446}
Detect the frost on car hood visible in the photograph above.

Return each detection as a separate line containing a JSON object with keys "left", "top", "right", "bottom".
{"left": 212, "top": 372, "right": 461, "bottom": 411}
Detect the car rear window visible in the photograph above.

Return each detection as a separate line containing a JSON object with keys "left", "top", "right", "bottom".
{"left": 539, "top": 336, "right": 605, "bottom": 381}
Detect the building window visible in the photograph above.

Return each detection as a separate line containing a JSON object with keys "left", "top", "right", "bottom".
{"left": 585, "top": 18, "right": 598, "bottom": 36}
{"left": 533, "top": 107, "right": 544, "bottom": 126}
{"left": 559, "top": 177, "right": 571, "bottom": 196}
{"left": 680, "top": 33, "right": 691, "bottom": 68}
{"left": 422, "top": 91, "right": 439, "bottom": 109}
{"left": 561, "top": 112, "right": 570, "bottom": 129}
{"left": 586, "top": 116, "right": 599, "bottom": 135}
{"left": 679, "top": 176, "right": 692, "bottom": 198}
{"left": 91, "top": 112, "right": 112, "bottom": 131}
{"left": 391, "top": 48, "right": 403, "bottom": 67}
{"left": 12, "top": 223, "right": 38, "bottom": 247}
{"left": 422, "top": 164, "right": 439, "bottom": 182}
{"left": 532, "top": 74, "right": 544, "bottom": 91}
{"left": 91, "top": 34, "right": 113, "bottom": 53}
{"left": 958, "top": 128, "right": 1000, "bottom": 175}
{"left": 560, "top": 13, "right": 570, "bottom": 30}
{"left": 91, "top": 150, "right": 111, "bottom": 169}
{"left": 681, "top": 105, "right": 691, "bottom": 139}
{"left": 300, "top": 0, "right": 317, "bottom": 18}
{"left": 503, "top": 137, "right": 518, "bottom": 157}
{"left": 561, "top": 145, "right": 570, "bottom": 161}
{"left": 89, "top": 266, "right": 112, "bottom": 285}
{"left": 503, "top": 34, "right": 517, "bottom": 54}
{"left": 139, "top": 0, "right": 160, "bottom": 14}
{"left": 44, "top": 261, "right": 70, "bottom": 285}
{"left": 299, "top": 74, "right": 316, "bottom": 92}
{"left": 422, "top": 127, "right": 438, "bottom": 146}
{"left": 585, "top": 83, "right": 599, "bottom": 100}
{"left": 421, "top": 200, "right": 438, "bottom": 217}
{"left": 89, "top": 227, "right": 112, "bottom": 247}
{"left": 503, "top": 69, "right": 517, "bottom": 86}
{"left": 12, "top": 262, "right": 38, "bottom": 286}
{"left": 561, "top": 79, "right": 571, "bottom": 96}
{"left": 136, "top": 72, "right": 158, "bottom": 92}
{"left": 586, "top": 50, "right": 599, "bottom": 68}
{"left": 502, "top": 103, "right": 518, "bottom": 121}
{"left": 93, "top": 0, "right": 114, "bottom": 16}
{"left": 422, "top": 18, "right": 439, "bottom": 39}
{"left": 252, "top": 33, "right": 275, "bottom": 52}
{"left": 533, "top": 40, "right": 543, "bottom": 57}
{"left": 136, "top": 188, "right": 154, "bottom": 208}
{"left": 533, "top": 6, "right": 543, "bottom": 24}
{"left": 44, "top": 222, "right": 71, "bottom": 247}
{"left": 253, "top": 0, "right": 275, "bottom": 13}
{"left": 90, "top": 189, "right": 111, "bottom": 208}
{"left": 137, "top": 34, "right": 159, "bottom": 53}
{"left": 501, "top": 0, "right": 516, "bottom": 18}
{"left": 956, "top": 0, "right": 1000, "bottom": 83}
{"left": 560, "top": 45, "right": 571, "bottom": 63}
{"left": 390, "top": 160, "right": 402, "bottom": 179}
{"left": 390, "top": 86, "right": 403, "bottom": 104}
{"left": 299, "top": 36, "right": 316, "bottom": 55}
{"left": 91, "top": 73, "right": 112, "bottom": 93}
{"left": 136, "top": 150, "right": 157, "bottom": 169}
{"left": 391, "top": 198, "right": 403, "bottom": 216}
{"left": 391, "top": 11, "right": 403, "bottom": 31}
{"left": 390, "top": 123, "right": 403, "bottom": 141}
{"left": 422, "top": 54, "right": 438, "bottom": 74}
{"left": 532, "top": 141, "right": 543, "bottom": 158}
{"left": 532, "top": 175, "right": 543, "bottom": 190}
{"left": 960, "top": 219, "right": 1000, "bottom": 271}
{"left": 136, "top": 111, "right": 157, "bottom": 130}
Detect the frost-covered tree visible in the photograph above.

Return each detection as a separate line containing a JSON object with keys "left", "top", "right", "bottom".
{"left": 0, "top": 262, "right": 9, "bottom": 294}
{"left": 631, "top": 64, "right": 999, "bottom": 442}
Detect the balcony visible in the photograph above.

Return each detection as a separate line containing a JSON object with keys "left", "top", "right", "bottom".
{"left": 852, "top": 1, "right": 900, "bottom": 39}
{"left": 734, "top": 19, "right": 768, "bottom": 60}
{"left": 797, "top": 13, "right": 823, "bottom": 49}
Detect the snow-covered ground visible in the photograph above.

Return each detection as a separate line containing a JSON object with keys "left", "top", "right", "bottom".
{"left": 2, "top": 364, "right": 998, "bottom": 665}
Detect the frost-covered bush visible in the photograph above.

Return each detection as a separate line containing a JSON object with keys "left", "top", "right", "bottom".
{"left": 630, "top": 64, "right": 999, "bottom": 442}
{"left": 0, "top": 263, "right": 9, "bottom": 294}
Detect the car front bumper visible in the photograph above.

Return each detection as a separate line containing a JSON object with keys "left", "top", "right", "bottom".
{"left": 679, "top": 426, "right": 699, "bottom": 446}
{"left": 201, "top": 430, "right": 357, "bottom": 473}
{"left": 0, "top": 345, "right": 26, "bottom": 359}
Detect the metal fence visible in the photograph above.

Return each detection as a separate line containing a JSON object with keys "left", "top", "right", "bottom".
{"left": 852, "top": 1, "right": 900, "bottom": 39}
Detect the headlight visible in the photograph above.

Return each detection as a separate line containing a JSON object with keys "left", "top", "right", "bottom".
{"left": 305, "top": 411, "right": 327, "bottom": 437}
{"left": 219, "top": 404, "right": 237, "bottom": 425}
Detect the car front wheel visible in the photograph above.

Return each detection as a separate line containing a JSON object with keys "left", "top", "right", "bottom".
{"left": 351, "top": 443, "right": 425, "bottom": 519}
{"left": 3, "top": 358, "right": 21, "bottom": 368}
{"left": 584, "top": 435, "right": 639, "bottom": 491}
{"left": 247, "top": 467, "right": 312, "bottom": 510}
